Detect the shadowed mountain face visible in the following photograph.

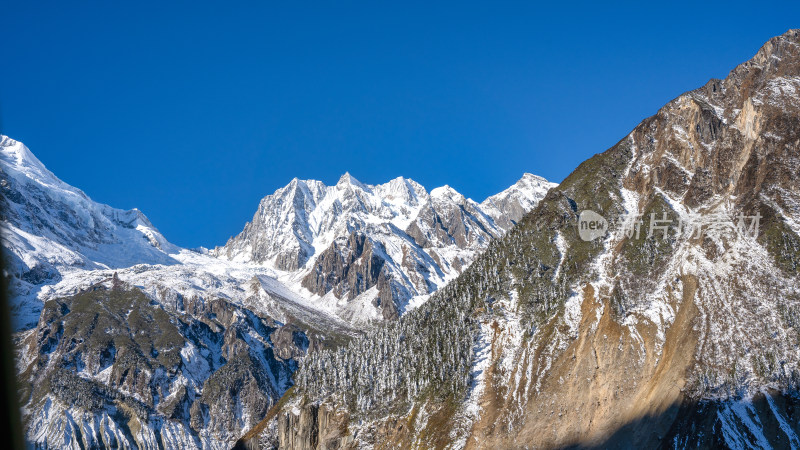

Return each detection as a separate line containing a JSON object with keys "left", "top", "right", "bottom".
{"left": 244, "top": 30, "right": 800, "bottom": 448}
{"left": 569, "top": 392, "right": 800, "bottom": 449}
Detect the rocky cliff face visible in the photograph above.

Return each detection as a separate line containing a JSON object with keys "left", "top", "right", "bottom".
{"left": 253, "top": 30, "right": 800, "bottom": 449}
{"left": 274, "top": 403, "right": 353, "bottom": 450}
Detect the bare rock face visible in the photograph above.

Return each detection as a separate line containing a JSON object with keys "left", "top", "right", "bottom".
{"left": 261, "top": 30, "right": 800, "bottom": 449}
{"left": 301, "top": 231, "right": 405, "bottom": 320}
{"left": 270, "top": 324, "right": 310, "bottom": 361}
{"left": 275, "top": 403, "right": 354, "bottom": 450}
{"left": 405, "top": 185, "right": 497, "bottom": 250}
{"left": 301, "top": 232, "right": 384, "bottom": 301}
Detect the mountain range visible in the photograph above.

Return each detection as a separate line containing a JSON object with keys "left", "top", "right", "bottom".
{"left": 0, "top": 134, "right": 553, "bottom": 447}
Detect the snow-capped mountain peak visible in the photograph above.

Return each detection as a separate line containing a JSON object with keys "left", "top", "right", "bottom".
{"left": 335, "top": 171, "right": 370, "bottom": 192}
{"left": 1, "top": 136, "right": 91, "bottom": 207}
{"left": 1, "top": 136, "right": 48, "bottom": 175}
{"left": 481, "top": 172, "right": 558, "bottom": 229}
{"left": 374, "top": 176, "right": 426, "bottom": 205}
{"left": 430, "top": 184, "right": 466, "bottom": 203}
{"left": 217, "top": 170, "right": 555, "bottom": 322}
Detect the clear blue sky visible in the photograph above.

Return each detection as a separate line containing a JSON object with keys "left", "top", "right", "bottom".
{"left": 2, "top": 1, "right": 798, "bottom": 248}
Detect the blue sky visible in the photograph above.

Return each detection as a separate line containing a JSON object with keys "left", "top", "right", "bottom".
{"left": 2, "top": 1, "right": 798, "bottom": 248}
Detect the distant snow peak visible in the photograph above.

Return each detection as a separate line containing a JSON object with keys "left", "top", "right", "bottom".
{"left": 480, "top": 173, "right": 558, "bottom": 228}
{"left": 1, "top": 136, "right": 45, "bottom": 171}
{"left": 430, "top": 184, "right": 465, "bottom": 203}
{"left": 336, "top": 172, "right": 369, "bottom": 191}
{"left": 379, "top": 176, "right": 422, "bottom": 204}
{"left": 1, "top": 136, "right": 30, "bottom": 165}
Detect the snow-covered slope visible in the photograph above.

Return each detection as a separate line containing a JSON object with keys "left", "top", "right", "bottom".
{"left": 0, "top": 135, "right": 180, "bottom": 327}
{"left": 0, "top": 135, "right": 178, "bottom": 268}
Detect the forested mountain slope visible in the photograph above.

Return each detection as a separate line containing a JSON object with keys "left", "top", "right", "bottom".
{"left": 243, "top": 29, "right": 800, "bottom": 449}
